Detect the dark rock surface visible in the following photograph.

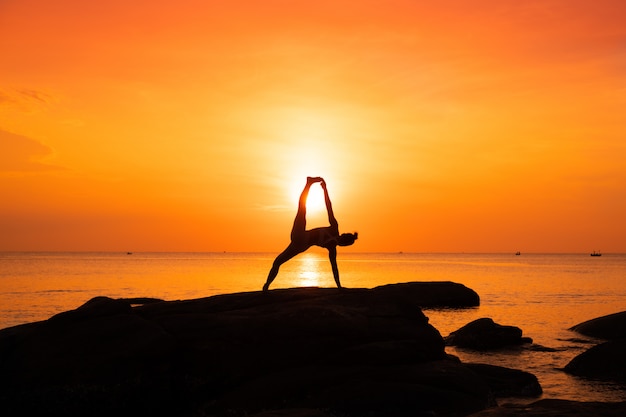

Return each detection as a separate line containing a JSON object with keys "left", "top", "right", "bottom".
{"left": 464, "top": 363, "right": 542, "bottom": 398}
{"left": 564, "top": 338, "right": 626, "bottom": 382}
{"left": 565, "top": 311, "right": 626, "bottom": 382}
{"left": 445, "top": 318, "right": 532, "bottom": 350}
{"left": 569, "top": 311, "right": 626, "bottom": 340}
{"left": 0, "top": 281, "right": 541, "bottom": 417}
{"left": 467, "top": 399, "right": 626, "bottom": 417}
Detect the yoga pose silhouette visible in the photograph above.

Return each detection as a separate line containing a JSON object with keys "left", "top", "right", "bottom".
{"left": 263, "top": 177, "right": 358, "bottom": 291}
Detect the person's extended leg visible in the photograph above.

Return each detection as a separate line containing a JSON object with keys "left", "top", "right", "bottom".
{"left": 321, "top": 180, "right": 338, "bottom": 230}
{"left": 291, "top": 177, "right": 322, "bottom": 241}
{"left": 263, "top": 244, "right": 301, "bottom": 291}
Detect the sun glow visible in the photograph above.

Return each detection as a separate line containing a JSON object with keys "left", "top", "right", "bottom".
{"left": 286, "top": 178, "right": 332, "bottom": 230}
{"left": 277, "top": 106, "right": 348, "bottom": 218}
{"left": 2, "top": 1, "right": 626, "bottom": 253}
{"left": 297, "top": 253, "right": 323, "bottom": 287}
{"left": 289, "top": 180, "right": 326, "bottom": 213}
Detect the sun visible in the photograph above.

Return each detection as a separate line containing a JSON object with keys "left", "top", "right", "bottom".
{"left": 305, "top": 183, "right": 327, "bottom": 213}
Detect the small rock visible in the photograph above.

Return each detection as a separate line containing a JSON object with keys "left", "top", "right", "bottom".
{"left": 445, "top": 318, "right": 532, "bottom": 350}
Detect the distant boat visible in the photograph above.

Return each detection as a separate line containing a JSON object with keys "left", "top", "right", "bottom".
{"left": 590, "top": 251, "right": 602, "bottom": 257}
{"left": 515, "top": 251, "right": 521, "bottom": 256}
{"left": 127, "top": 252, "right": 133, "bottom": 255}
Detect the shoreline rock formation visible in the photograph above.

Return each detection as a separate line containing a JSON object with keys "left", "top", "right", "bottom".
{"left": 0, "top": 281, "right": 544, "bottom": 417}
{"left": 565, "top": 310, "right": 626, "bottom": 382}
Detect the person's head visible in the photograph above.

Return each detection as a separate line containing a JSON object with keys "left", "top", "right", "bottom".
{"left": 337, "top": 232, "right": 358, "bottom": 247}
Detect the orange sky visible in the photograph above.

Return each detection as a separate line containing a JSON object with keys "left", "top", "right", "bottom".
{"left": 1, "top": 0, "right": 625, "bottom": 253}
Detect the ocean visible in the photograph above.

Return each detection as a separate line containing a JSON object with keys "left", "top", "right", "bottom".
{"left": 1, "top": 251, "right": 625, "bottom": 403}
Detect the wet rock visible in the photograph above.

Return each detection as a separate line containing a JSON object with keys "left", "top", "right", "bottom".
{"left": 527, "top": 344, "right": 560, "bottom": 352}
{"left": 565, "top": 311, "right": 626, "bottom": 382}
{"left": 564, "top": 338, "right": 626, "bottom": 382}
{"left": 445, "top": 318, "right": 532, "bottom": 350}
{"left": 569, "top": 311, "right": 626, "bottom": 340}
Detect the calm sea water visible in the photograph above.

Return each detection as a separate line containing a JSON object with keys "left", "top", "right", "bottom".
{"left": 1, "top": 251, "right": 625, "bottom": 403}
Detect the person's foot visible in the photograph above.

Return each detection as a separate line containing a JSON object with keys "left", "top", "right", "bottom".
{"left": 262, "top": 283, "right": 269, "bottom": 291}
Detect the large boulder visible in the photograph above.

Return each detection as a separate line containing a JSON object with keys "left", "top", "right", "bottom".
{"left": 569, "top": 311, "right": 626, "bottom": 340}
{"left": 445, "top": 318, "right": 532, "bottom": 350}
{"left": 565, "top": 311, "right": 626, "bottom": 382}
{"left": 564, "top": 338, "right": 626, "bottom": 382}
{"left": 0, "top": 282, "right": 518, "bottom": 417}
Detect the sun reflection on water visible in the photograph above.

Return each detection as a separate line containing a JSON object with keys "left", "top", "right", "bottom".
{"left": 296, "top": 253, "right": 324, "bottom": 287}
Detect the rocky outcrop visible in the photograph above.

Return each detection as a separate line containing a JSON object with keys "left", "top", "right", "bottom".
{"left": 0, "top": 282, "right": 538, "bottom": 417}
{"left": 445, "top": 318, "right": 532, "bottom": 350}
{"left": 565, "top": 311, "right": 626, "bottom": 382}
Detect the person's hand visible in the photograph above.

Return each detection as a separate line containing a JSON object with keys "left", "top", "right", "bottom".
{"left": 320, "top": 180, "right": 327, "bottom": 189}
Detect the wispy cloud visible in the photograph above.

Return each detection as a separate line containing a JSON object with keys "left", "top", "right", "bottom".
{"left": 0, "top": 130, "right": 65, "bottom": 174}
{"left": 254, "top": 203, "right": 291, "bottom": 212}
{"left": 17, "top": 88, "right": 52, "bottom": 104}
{"left": 0, "top": 88, "right": 54, "bottom": 112}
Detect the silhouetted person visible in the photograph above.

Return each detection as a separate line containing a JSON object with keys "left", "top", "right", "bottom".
{"left": 263, "top": 177, "right": 358, "bottom": 291}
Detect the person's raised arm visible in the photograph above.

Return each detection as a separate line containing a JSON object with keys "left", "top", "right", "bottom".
{"left": 321, "top": 180, "right": 338, "bottom": 228}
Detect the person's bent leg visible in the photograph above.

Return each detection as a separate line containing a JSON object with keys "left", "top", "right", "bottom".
{"left": 263, "top": 245, "right": 301, "bottom": 291}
